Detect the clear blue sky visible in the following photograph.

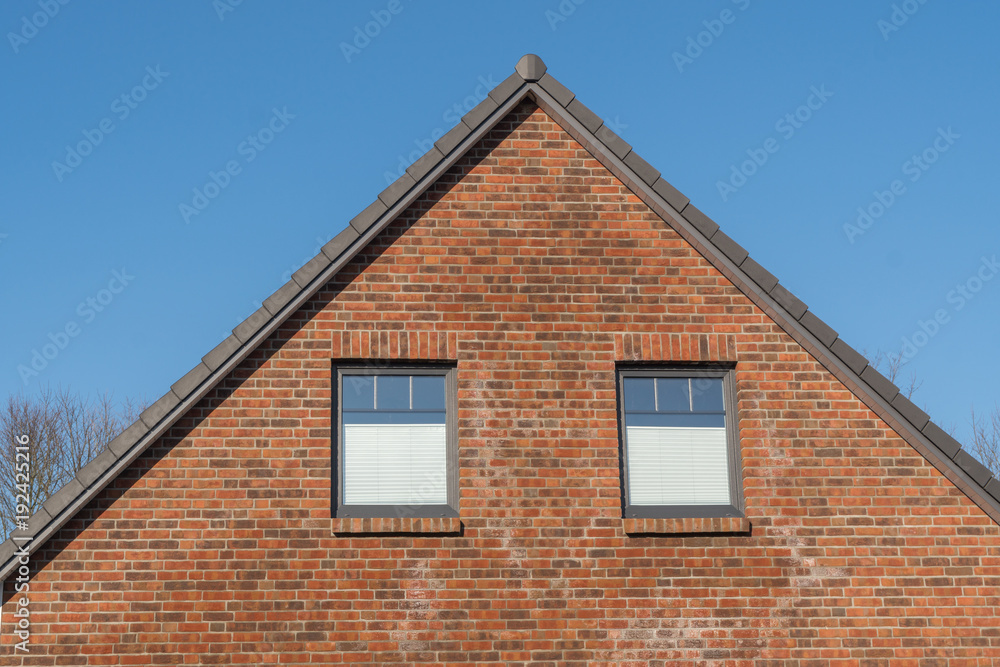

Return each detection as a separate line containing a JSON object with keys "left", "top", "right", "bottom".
{"left": 2, "top": 1, "right": 998, "bottom": 445}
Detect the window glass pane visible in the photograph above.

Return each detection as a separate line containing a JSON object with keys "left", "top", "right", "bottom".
{"left": 691, "top": 377, "right": 725, "bottom": 413}
{"left": 342, "top": 375, "right": 374, "bottom": 410}
{"left": 345, "top": 410, "right": 445, "bottom": 425}
{"left": 339, "top": 368, "right": 454, "bottom": 513}
{"left": 412, "top": 375, "right": 446, "bottom": 411}
{"left": 655, "top": 378, "right": 690, "bottom": 412}
{"left": 623, "top": 377, "right": 655, "bottom": 412}
{"left": 621, "top": 371, "right": 735, "bottom": 512}
{"left": 627, "top": 412, "right": 725, "bottom": 428}
{"left": 377, "top": 375, "right": 410, "bottom": 411}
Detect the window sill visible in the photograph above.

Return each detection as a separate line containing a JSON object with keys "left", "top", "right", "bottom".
{"left": 332, "top": 517, "right": 462, "bottom": 535}
{"left": 624, "top": 517, "right": 750, "bottom": 535}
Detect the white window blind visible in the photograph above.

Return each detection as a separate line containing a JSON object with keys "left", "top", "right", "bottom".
{"left": 626, "top": 425, "right": 730, "bottom": 505}
{"left": 343, "top": 424, "right": 447, "bottom": 505}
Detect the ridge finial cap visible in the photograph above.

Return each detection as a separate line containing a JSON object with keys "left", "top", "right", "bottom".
{"left": 516, "top": 54, "right": 547, "bottom": 82}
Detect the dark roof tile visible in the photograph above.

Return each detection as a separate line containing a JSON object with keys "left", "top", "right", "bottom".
{"left": 0, "top": 540, "right": 14, "bottom": 566}
{"left": 291, "top": 253, "right": 332, "bottom": 288}
{"left": 566, "top": 98, "right": 602, "bottom": 133}
{"left": 799, "top": 311, "right": 838, "bottom": 348}
{"left": 321, "top": 226, "right": 361, "bottom": 262}
{"left": 405, "top": 147, "right": 445, "bottom": 183}
{"left": 202, "top": 335, "right": 241, "bottom": 371}
{"left": 830, "top": 338, "right": 868, "bottom": 375}
{"left": 461, "top": 95, "right": 500, "bottom": 131}
{"left": 680, "top": 204, "right": 720, "bottom": 239}
{"left": 921, "top": 421, "right": 962, "bottom": 459}
{"left": 139, "top": 391, "right": 181, "bottom": 429}
{"left": 435, "top": 122, "right": 472, "bottom": 156}
{"left": 538, "top": 72, "right": 574, "bottom": 107}
{"left": 955, "top": 449, "right": 992, "bottom": 486}
{"left": 488, "top": 72, "right": 525, "bottom": 104}
{"left": 42, "top": 477, "right": 84, "bottom": 518}
{"left": 232, "top": 307, "right": 271, "bottom": 343}
{"left": 891, "top": 394, "right": 930, "bottom": 430}
{"left": 76, "top": 447, "right": 117, "bottom": 488}
{"left": 651, "top": 177, "right": 690, "bottom": 213}
{"left": 171, "top": 362, "right": 212, "bottom": 398}
{"left": 769, "top": 284, "right": 807, "bottom": 320}
{"left": 348, "top": 199, "right": 388, "bottom": 235}
{"left": 378, "top": 173, "right": 417, "bottom": 207}
{"left": 22, "top": 507, "right": 52, "bottom": 536}
{"left": 622, "top": 151, "right": 660, "bottom": 187}
{"left": 741, "top": 257, "right": 779, "bottom": 292}
{"left": 262, "top": 280, "right": 300, "bottom": 315}
{"left": 594, "top": 124, "right": 631, "bottom": 159}
{"left": 860, "top": 366, "right": 899, "bottom": 403}
{"left": 985, "top": 477, "right": 1000, "bottom": 503}
{"left": 709, "top": 230, "right": 749, "bottom": 266}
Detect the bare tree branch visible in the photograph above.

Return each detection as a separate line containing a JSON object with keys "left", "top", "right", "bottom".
{"left": 970, "top": 405, "right": 1000, "bottom": 477}
{"left": 865, "top": 349, "right": 1000, "bottom": 477}
{"left": 863, "top": 348, "right": 923, "bottom": 400}
{"left": 0, "top": 387, "right": 147, "bottom": 538}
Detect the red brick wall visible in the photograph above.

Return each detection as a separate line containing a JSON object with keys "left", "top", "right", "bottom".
{"left": 4, "top": 101, "right": 1000, "bottom": 664}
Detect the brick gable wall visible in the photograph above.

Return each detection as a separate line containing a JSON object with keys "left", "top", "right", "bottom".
{"left": 3, "top": 101, "right": 999, "bottom": 665}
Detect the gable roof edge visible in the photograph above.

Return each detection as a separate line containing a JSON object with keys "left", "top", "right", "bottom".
{"left": 524, "top": 82, "right": 1000, "bottom": 526}
{"left": 0, "top": 77, "right": 539, "bottom": 581}
{"left": 3, "top": 55, "right": 998, "bottom": 581}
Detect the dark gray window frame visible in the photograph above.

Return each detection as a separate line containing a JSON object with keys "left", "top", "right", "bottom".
{"left": 333, "top": 362, "right": 459, "bottom": 519}
{"left": 617, "top": 365, "right": 744, "bottom": 519}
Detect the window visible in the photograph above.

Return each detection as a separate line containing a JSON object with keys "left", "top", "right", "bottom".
{"left": 618, "top": 368, "right": 743, "bottom": 518}
{"left": 334, "top": 365, "right": 458, "bottom": 518}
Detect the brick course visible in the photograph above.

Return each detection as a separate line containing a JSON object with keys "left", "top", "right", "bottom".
{"left": 3, "top": 101, "right": 1000, "bottom": 664}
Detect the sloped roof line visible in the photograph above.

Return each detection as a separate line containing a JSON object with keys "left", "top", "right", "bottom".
{"left": 2, "top": 54, "right": 997, "bottom": 580}
{"left": 522, "top": 73, "right": 1000, "bottom": 520}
